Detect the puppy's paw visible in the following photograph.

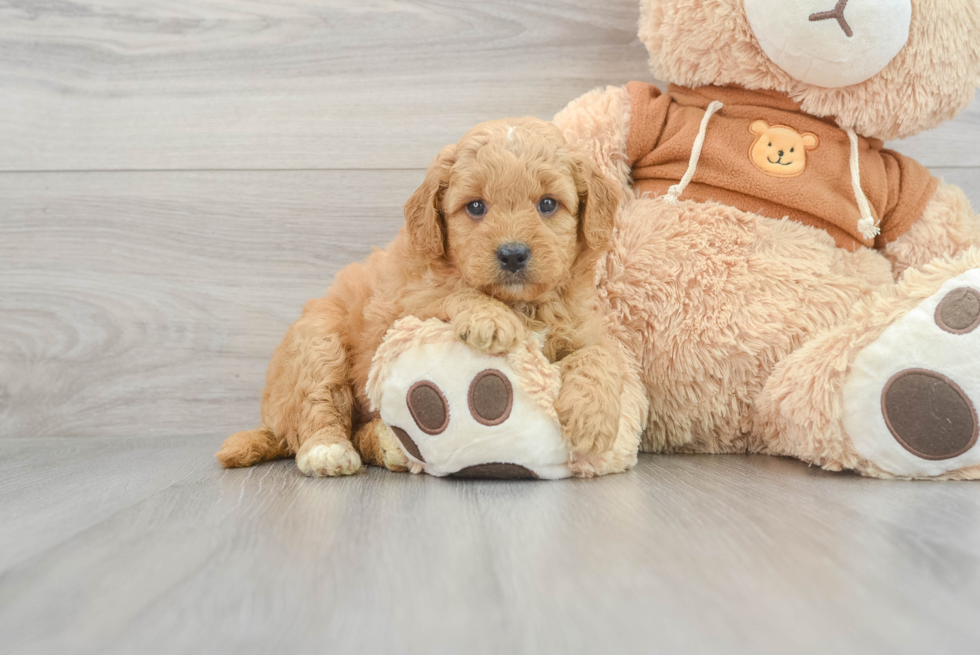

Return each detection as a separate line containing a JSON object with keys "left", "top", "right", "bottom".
{"left": 555, "top": 364, "right": 622, "bottom": 459}
{"left": 452, "top": 305, "right": 526, "bottom": 355}
{"left": 296, "top": 441, "right": 362, "bottom": 477}
{"left": 377, "top": 422, "right": 411, "bottom": 472}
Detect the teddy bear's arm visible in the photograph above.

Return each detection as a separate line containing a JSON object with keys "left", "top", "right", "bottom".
{"left": 882, "top": 182, "right": 980, "bottom": 278}
{"left": 554, "top": 85, "right": 634, "bottom": 194}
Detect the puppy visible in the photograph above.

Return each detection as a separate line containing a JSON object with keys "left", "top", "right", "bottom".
{"left": 217, "top": 118, "right": 624, "bottom": 476}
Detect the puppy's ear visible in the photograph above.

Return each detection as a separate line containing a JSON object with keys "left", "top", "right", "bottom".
{"left": 573, "top": 155, "right": 620, "bottom": 251}
{"left": 404, "top": 144, "right": 457, "bottom": 261}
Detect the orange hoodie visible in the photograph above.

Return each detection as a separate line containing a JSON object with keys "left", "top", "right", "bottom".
{"left": 627, "top": 82, "right": 939, "bottom": 251}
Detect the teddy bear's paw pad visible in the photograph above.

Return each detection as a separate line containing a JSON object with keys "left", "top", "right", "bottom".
{"left": 407, "top": 381, "right": 450, "bottom": 435}
{"left": 881, "top": 369, "right": 978, "bottom": 461}
{"left": 935, "top": 287, "right": 980, "bottom": 335}
{"left": 451, "top": 463, "right": 538, "bottom": 480}
{"left": 467, "top": 370, "right": 513, "bottom": 426}
{"left": 374, "top": 335, "right": 571, "bottom": 480}
{"left": 843, "top": 270, "right": 980, "bottom": 478}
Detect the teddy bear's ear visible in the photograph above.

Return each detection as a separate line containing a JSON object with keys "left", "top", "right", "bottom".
{"left": 802, "top": 133, "right": 819, "bottom": 150}
{"left": 572, "top": 154, "right": 620, "bottom": 252}
{"left": 750, "top": 120, "right": 769, "bottom": 136}
{"left": 404, "top": 144, "right": 457, "bottom": 261}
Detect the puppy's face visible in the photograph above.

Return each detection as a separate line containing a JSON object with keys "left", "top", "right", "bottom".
{"left": 405, "top": 118, "right": 619, "bottom": 303}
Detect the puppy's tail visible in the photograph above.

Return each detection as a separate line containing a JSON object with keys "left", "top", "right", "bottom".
{"left": 216, "top": 426, "right": 290, "bottom": 468}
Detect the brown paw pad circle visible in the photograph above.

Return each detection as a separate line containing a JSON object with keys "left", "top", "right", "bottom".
{"left": 407, "top": 381, "right": 450, "bottom": 435}
{"left": 881, "top": 369, "right": 979, "bottom": 461}
{"left": 935, "top": 287, "right": 980, "bottom": 335}
{"left": 451, "top": 463, "right": 538, "bottom": 480}
{"left": 467, "top": 369, "right": 514, "bottom": 426}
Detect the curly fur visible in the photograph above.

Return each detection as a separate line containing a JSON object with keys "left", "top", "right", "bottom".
{"left": 217, "top": 118, "right": 624, "bottom": 476}
{"left": 598, "top": 196, "right": 894, "bottom": 454}
{"left": 884, "top": 182, "right": 980, "bottom": 278}
{"left": 754, "top": 247, "right": 980, "bottom": 479}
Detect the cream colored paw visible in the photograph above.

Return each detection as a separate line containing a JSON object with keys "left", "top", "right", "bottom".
{"left": 452, "top": 306, "right": 525, "bottom": 355}
{"left": 296, "top": 442, "right": 362, "bottom": 477}
{"left": 377, "top": 423, "right": 411, "bottom": 472}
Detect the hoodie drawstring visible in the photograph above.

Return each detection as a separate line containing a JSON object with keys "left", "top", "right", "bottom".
{"left": 665, "top": 101, "right": 725, "bottom": 204}
{"left": 846, "top": 127, "right": 879, "bottom": 240}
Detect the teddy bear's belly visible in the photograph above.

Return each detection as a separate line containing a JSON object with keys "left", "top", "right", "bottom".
{"left": 632, "top": 178, "right": 867, "bottom": 252}
{"left": 599, "top": 196, "right": 893, "bottom": 454}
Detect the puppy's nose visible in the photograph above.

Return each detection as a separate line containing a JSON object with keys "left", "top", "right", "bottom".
{"left": 778, "top": 150, "right": 785, "bottom": 157}
{"left": 496, "top": 242, "right": 531, "bottom": 273}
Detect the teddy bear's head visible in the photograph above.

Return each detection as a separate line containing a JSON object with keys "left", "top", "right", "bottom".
{"left": 639, "top": 0, "right": 980, "bottom": 141}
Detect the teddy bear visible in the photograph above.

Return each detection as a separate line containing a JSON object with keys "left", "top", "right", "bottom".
{"left": 542, "top": 0, "right": 980, "bottom": 479}
{"left": 372, "top": 0, "right": 980, "bottom": 480}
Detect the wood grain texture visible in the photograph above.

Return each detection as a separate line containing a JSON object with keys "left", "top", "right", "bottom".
{"left": 2, "top": 439, "right": 980, "bottom": 655}
{"left": 1, "top": 0, "right": 976, "bottom": 172}
{"left": 0, "top": 170, "right": 420, "bottom": 440}
{"left": 0, "top": 0, "right": 651, "bottom": 171}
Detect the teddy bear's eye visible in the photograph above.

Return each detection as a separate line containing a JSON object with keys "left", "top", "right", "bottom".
{"left": 768, "top": 143, "right": 772, "bottom": 147}
{"left": 790, "top": 147, "right": 795, "bottom": 153}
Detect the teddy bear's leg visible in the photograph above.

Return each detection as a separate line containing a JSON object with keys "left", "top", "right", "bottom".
{"left": 351, "top": 418, "right": 411, "bottom": 473}
{"left": 883, "top": 183, "right": 980, "bottom": 278}
{"left": 553, "top": 85, "right": 632, "bottom": 194}
{"left": 754, "top": 248, "right": 980, "bottom": 479}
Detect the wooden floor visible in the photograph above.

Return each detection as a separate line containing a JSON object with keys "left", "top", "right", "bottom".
{"left": 2, "top": 1, "right": 980, "bottom": 653}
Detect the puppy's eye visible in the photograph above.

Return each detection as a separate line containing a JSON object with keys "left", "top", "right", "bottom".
{"left": 537, "top": 198, "right": 558, "bottom": 215}
{"left": 465, "top": 200, "right": 487, "bottom": 218}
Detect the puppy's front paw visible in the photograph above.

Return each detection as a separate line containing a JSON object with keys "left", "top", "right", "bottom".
{"left": 555, "top": 354, "right": 623, "bottom": 459}
{"left": 452, "top": 305, "right": 526, "bottom": 355}
{"left": 556, "top": 388, "right": 621, "bottom": 459}
{"left": 296, "top": 441, "right": 362, "bottom": 477}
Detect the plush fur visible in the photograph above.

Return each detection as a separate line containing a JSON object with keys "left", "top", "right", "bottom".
{"left": 639, "top": 0, "right": 980, "bottom": 140}
{"left": 217, "top": 118, "right": 624, "bottom": 476}
{"left": 550, "top": 0, "right": 980, "bottom": 479}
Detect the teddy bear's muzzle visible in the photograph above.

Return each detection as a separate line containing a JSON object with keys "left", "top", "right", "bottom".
{"left": 744, "top": 0, "right": 912, "bottom": 88}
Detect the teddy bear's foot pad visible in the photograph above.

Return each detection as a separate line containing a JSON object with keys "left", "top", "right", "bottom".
{"left": 844, "top": 271, "right": 980, "bottom": 477}
{"left": 881, "top": 369, "right": 978, "bottom": 460}
{"left": 373, "top": 327, "right": 573, "bottom": 480}
{"left": 450, "top": 463, "right": 539, "bottom": 480}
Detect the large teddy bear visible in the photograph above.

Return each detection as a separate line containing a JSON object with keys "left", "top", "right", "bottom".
{"left": 373, "top": 0, "right": 980, "bottom": 480}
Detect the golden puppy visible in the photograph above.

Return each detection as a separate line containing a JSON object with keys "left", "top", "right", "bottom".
{"left": 217, "top": 118, "right": 624, "bottom": 476}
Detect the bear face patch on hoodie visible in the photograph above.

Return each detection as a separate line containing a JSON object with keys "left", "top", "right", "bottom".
{"left": 626, "top": 82, "right": 939, "bottom": 251}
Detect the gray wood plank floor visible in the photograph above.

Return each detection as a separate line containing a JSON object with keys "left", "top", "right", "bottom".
{"left": 3, "top": 439, "right": 980, "bottom": 655}
{"left": 2, "top": 1, "right": 980, "bottom": 654}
